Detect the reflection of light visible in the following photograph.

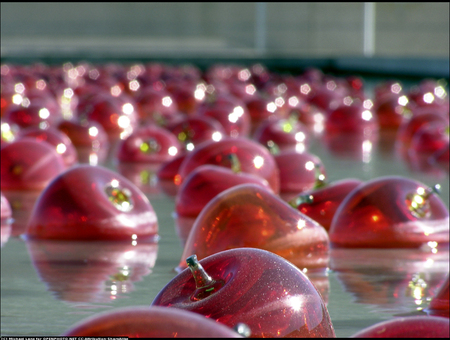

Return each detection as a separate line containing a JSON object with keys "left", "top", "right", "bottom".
{"left": 12, "top": 94, "right": 23, "bottom": 105}
{"left": 267, "top": 102, "right": 277, "bottom": 113}
{"left": 111, "top": 85, "right": 122, "bottom": 97}
{"left": 118, "top": 115, "right": 131, "bottom": 128}
{"left": 122, "top": 103, "right": 134, "bottom": 115}
{"left": 21, "top": 98, "right": 31, "bottom": 108}
{"left": 288, "top": 295, "right": 303, "bottom": 312}
{"left": 186, "top": 142, "right": 195, "bottom": 151}
{"left": 275, "top": 97, "right": 285, "bottom": 107}
{"left": 343, "top": 96, "right": 353, "bottom": 106}
{"left": 288, "top": 96, "right": 299, "bottom": 107}
{"left": 89, "top": 69, "right": 100, "bottom": 80}
{"left": 39, "top": 108, "right": 50, "bottom": 119}
{"left": 398, "top": 95, "right": 409, "bottom": 106}
{"left": 295, "top": 132, "right": 306, "bottom": 142}
{"left": 363, "top": 99, "right": 373, "bottom": 110}
{"left": 300, "top": 84, "right": 311, "bottom": 95}
{"left": 253, "top": 156, "right": 264, "bottom": 169}
{"left": 391, "top": 83, "right": 402, "bottom": 94}
{"left": 228, "top": 106, "right": 244, "bottom": 123}
{"left": 63, "top": 88, "right": 74, "bottom": 99}
{"left": 111, "top": 179, "right": 119, "bottom": 188}
{"left": 371, "top": 215, "right": 379, "bottom": 222}
{"left": 36, "top": 79, "right": 46, "bottom": 90}
{"left": 162, "top": 96, "right": 173, "bottom": 107}
{"left": 238, "top": 68, "right": 251, "bottom": 81}
{"left": 297, "top": 219, "right": 306, "bottom": 230}
{"left": 212, "top": 131, "right": 222, "bottom": 141}
{"left": 14, "top": 83, "right": 25, "bottom": 94}
{"left": 168, "top": 146, "right": 178, "bottom": 156}
{"left": 295, "top": 143, "right": 306, "bottom": 153}
{"left": 245, "top": 84, "right": 257, "bottom": 95}
{"left": 56, "top": 143, "right": 66, "bottom": 154}
{"left": 305, "top": 161, "right": 315, "bottom": 171}
{"left": 194, "top": 88, "right": 205, "bottom": 101}
{"left": 434, "top": 86, "right": 446, "bottom": 99}
{"left": 131, "top": 234, "right": 138, "bottom": 240}
{"left": 89, "top": 152, "right": 98, "bottom": 165}
{"left": 423, "top": 92, "right": 434, "bottom": 104}
{"left": 362, "top": 140, "right": 372, "bottom": 153}
{"left": 89, "top": 126, "right": 99, "bottom": 137}
{"left": 361, "top": 110, "right": 373, "bottom": 121}
{"left": 326, "top": 81, "right": 337, "bottom": 91}
{"left": 416, "top": 187, "right": 426, "bottom": 195}
{"left": 129, "top": 80, "right": 140, "bottom": 92}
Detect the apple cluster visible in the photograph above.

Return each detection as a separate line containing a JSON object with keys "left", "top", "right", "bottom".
{"left": 1, "top": 61, "right": 449, "bottom": 337}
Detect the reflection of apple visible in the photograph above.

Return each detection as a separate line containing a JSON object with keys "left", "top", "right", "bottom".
{"left": 152, "top": 248, "right": 335, "bottom": 338}
{"left": 178, "top": 183, "right": 329, "bottom": 274}
{"left": 330, "top": 247, "right": 449, "bottom": 313}
{"left": 352, "top": 316, "right": 449, "bottom": 338}
{"left": 26, "top": 239, "right": 157, "bottom": 304}
{"left": 2, "top": 190, "right": 41, "bottom": 237}
{"left": 178, "top": 137, "right": 280, "bottom": 194}
{"left": 329, "top": 176, "right": 449, "bottom": 248}
{"left": 63, "top": 305, "right": 244, "bottom": 337}
{"left": 426, "top": 273, "right": 449, "bottom": 318}
{"left": 26, "top": 165, "right": 158, "bottom": 242}
{"left": 1, "top": 192, "right": 12, "bottom": 247}
{"left": 117, "top": 163, "right": 162, "bottom": 196}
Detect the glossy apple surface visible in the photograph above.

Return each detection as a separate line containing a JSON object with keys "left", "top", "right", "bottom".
{"left": 175, "top": 164, "right": 272, "bottom": 218}
{"left": 1, "top": 138, "right": 66, "bottom": 191}
{"left": 134, "top": 87, "right": 181, "bottom": 126}
{"left": 351, "top": 316, "right": 449, "bottom": 338}
{"left": 18, "top": 126, "right": 78, "bottom": 167}
{"left": 152, "top": 248, "right": 335, "bottom": 338}
{"left": 426, "top": 273, "right": 449, "bottom": 318}
{"left": 63, "top": 306, "right": 244, "bottom": 337}
{"left": 26, "top": 239, "right": 158, "bottom": 303}
{"left": 275, "top": 150, "right": 326, "bottom": 198}
{"left": 329, "top": 176, "right": 449, "bottom": 248}
{"left": 116, "top": 125, "right": 182, "bottom": 164}
{"left": 26, "top": 165, "right": 158, "bottom": 241}
{"left": 290, "top": 178, "right": 364, "bottom": 231}
{"left": 178, "top": 183, "right": 329, "bottom": 273}
{"left": 178, "top": 137, "right": 280, "bottom": 194}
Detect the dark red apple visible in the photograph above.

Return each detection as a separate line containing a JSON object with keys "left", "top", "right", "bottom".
{"left": 26, "top": 165, "right": 158, "bottom": 242}
{"left": 63, "top": 306, "right": 245, "bottom": 337}
{"left": 134, "top": 87, "right": 181, "bottom": 126}
{"left": 329, "top": 176, "right": 449, "bottom": 248}
{"left": 351, "top": 316, "right": 449, "bottom": 338}
{"left": 152, "top": 248, "right": 335, "bottom": 338}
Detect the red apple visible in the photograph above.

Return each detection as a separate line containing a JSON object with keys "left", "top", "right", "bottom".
{"left": 351, "top": 316, "right": 449, "bottom": 338}
{"left": 134, "top": 87, "right": 181, "bottom": 126}
{"left": 329, "top": 176, "right": 449, "bottom": 248}
{"left": 426, "top": 273, "right": 449, "bottom": 318}
{"left": 178, "top": 137, "right": 280, "bottom": 194}
{"left": 289, "top": 178, "right": 364, "bottom": 231}
{"left": 63, "top": 306, "right": 245, "bottom": 337}
{"left": 152, "top": 248, "right": 335, "bottom": 338}
{"left": 1, "top": 138, "right": 66, "bottom": 191}
{"left": 26, "top": 165, "right": 158, "bottom": 241}
{"left": 178, "top": 183, "right": 329, "bottom": 273}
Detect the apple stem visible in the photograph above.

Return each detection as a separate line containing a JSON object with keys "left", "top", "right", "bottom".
{"left": 313, "top": 164, "right": 327, "bottom": 189}
{"left": 228, "top": 153, "right": 241, "bottom": 173}
{"left": 289, "top": 194, "right": 314, "bottom": 208}
{"left": 186, "top": 255, "right": 215, "bottom": 289}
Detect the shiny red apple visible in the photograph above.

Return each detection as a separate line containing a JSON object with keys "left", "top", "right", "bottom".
{"left": 152, "top": 248, "right": 335, "bottom": 338}
{"left": 178, "top": 137, "right": 280, "bottom": 194}
{"left": 175, "top": 163, "right": 272, "bottom": 218}
{"left": 116, "top": 125, "right": 182, "bottom": 164}
{"left": 1, "top": 138, "right": 66, "bottom": 191}
{"left": 329, "top": 176, "right": 449, "bottom": 248}
{"left": 63, "top": 306, "right": 245, "bottom": 337}
{"left": 351, "top": 316, "right": 449, "bottom": 338}
{"left": 289, "top": 178, "right": 364, "bottom": 231}
{"left": 26, "top": 165, "right": 158, "bottom": 241}
{"left": 134, "top": 87, "right": 181, "bottom": 126}
{"left": 178, "top": 183, "right": 329, "bottom": 273}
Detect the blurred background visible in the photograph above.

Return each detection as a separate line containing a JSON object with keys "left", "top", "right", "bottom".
{"left": 1, "top": 2, "right": 449, "bottom": 78}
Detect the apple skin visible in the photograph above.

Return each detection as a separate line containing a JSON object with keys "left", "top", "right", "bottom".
{"left": 329, "top": 176, "right": 449, "bottom": 248}
{"left": 177, "top": 183, "right": 329, "bottom": 273}
{"left": 351, "top": 316, "right": 449, "bottom": 338}
{"left": 175, "top": 164, "right": 272, "bottom": 218}
{"left": 293, "top": 178, "right": 364, "bottom": 231}
{"left": 178, "top": 137, "right": 280, "bottom": 194}
{"left": 152, "top": 247, "right": 335, "bottom": 338}
{"left": 62, "top": 306, "right": 243, "bottom": 337}
{"left": 426, "top": 273, "right": 449, "bottom": 318}
{"left": 25, "top": 165, "right": 158, "bottom": 241}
